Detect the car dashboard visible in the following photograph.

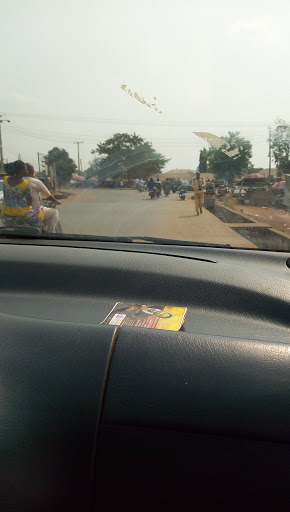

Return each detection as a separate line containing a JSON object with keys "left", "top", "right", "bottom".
{"left": 0, "top": 239, "right": 289, "bottom": 511}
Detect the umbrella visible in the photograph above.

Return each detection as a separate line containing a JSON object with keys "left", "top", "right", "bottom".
{"left": 244, "top": 173, "right": 265, "bottom": 179}
{"left": 72, "top": 175, "right": 86, "bottom": 182}
{"left": 272, "top": 181, "right": 286, "bottom": 189}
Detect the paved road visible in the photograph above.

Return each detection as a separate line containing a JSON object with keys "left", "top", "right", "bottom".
{"left": 60, "top": 188, "right": 255, "bottom": 248}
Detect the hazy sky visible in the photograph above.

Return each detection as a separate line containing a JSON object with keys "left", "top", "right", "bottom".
{"left": 1, "top": 0, "right": 290, "bottom": 172}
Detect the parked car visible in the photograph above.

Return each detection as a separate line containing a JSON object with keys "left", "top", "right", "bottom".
{"left": 215, "top": 180, "right": 229, "bottom": 197}
{"left": 232, "top": 181, "right": 247, "bottom": 201}
{"left": 236, "top": 177, "right": 269, "bottom": 205}
{"left": 171, "top": 179, "right": 192, "bottom": 193}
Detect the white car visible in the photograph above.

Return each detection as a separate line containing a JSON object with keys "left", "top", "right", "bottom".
{"left": 233, "top": 185, "right": 246, "bottom": 196}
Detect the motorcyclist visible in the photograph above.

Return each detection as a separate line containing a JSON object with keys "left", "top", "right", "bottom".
{"left": 26, "top": 164, "right": 61, "bottom": 232}
{"left": 147, "top": 177, "right": 156, "bottom": 191}
{"left": 137, "top": 178, "right": 145, "bottom": 192}
{"left": 155, "top": 176, "right": 162, "bottom": 196}
{"left": 163, "top": 178, "right": 171, "bottom": 195}
{"left": 1, "top": 161, "right": 44, "bottom": 227}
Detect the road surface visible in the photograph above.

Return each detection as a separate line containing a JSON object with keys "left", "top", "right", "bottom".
{"left": 60, "top": 188, "right": 255, "bottom": 248}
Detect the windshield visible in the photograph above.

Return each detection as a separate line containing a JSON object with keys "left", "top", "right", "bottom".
{"left": 1, "top": 0, "right": 290, "bottom": 251}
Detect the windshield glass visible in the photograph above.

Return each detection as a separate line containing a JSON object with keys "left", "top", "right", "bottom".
{"left": 1, "top": 0, "right": 290, "bottom": 250}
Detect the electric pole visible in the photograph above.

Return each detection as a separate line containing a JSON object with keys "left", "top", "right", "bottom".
{"left": 73, "top": 141, "right": 84, "bottom": 174}
{"left": 268, "top": 126, "right": 272, "bottom": 180}
{"left": 0, "top": 115, "right": 10, "bottom": 173}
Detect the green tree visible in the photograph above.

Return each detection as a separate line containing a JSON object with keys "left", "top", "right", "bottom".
{"left": 90, "top": 133, "right": 169, "bottom": 182}
{"left": 45, "top": 147, "right": 77, "bottom": 185}
{"left": 205, "top": 132, "right": 253, "bottom": 183}
{"left": 197, "top": 149, "right": 208, "bottom": 173}
{"left": 271, "top": 119, "right": 290, "bottom": 177}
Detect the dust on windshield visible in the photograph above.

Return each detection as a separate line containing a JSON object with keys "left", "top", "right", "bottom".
{"left": 1, "top": 0, "right": 290, "bottom": 251}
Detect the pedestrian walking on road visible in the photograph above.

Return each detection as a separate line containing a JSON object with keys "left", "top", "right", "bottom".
{"left": 193, "top": 171, "right": 205, "bottom": 215}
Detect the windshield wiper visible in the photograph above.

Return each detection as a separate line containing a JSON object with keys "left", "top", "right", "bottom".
{"left": 131, "top": 236, "right": 231, "bottom": 248}
{"left": 0, "top": 229, "right": 231, "bottom": 248}
{"left": 0, "top": 229, "right": 133, "bottom": 243}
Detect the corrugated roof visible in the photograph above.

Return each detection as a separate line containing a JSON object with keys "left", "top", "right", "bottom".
{"left": 162, "top": 169, "right": 194, "bottom": 179}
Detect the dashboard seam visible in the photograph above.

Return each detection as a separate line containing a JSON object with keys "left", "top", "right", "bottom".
{"left": 90, "top": 326, "right": 121, "bottom": 512}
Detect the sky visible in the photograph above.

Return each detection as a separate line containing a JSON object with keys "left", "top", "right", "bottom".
{"left": 1, "top": 0, "right": 290, "bottom": 173}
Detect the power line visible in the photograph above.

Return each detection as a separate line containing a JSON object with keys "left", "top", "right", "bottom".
{"left": 1, "top": 111, "right": 271, "bottom": 128}
{"left": 5, "top": 124, "right": 268, "bottom": 146}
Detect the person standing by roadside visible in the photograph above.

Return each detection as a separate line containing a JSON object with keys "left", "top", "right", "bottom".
{"left": 26, "top": 164, "right": 60, "bottom": 232}
{"left": 193, "top": 171, "right": 205, "bottom": 215}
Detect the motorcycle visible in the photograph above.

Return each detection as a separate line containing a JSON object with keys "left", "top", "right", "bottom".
{"left": 155, "top": 182, "right": 162, "bottom": 198}
{"left": 163, "top": 185, "right": 171, "bottom": 197}
{"left": 42, "top": 200, "right": 62, "bottom": 233}
{"left": 149, "top": 187, "right": 159, "bottom": 199}
{"left": 179, "top": 187, "right": 186, "bottom": 200}
{"left": 137, "top": 182, "right": 146, "bottom": 192}
{"left": 0, "top": 201, "right": 62, "bottom": 234}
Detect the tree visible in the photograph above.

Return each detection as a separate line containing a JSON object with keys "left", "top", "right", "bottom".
{"left": 271, "top": 119, "right": 290, "bottom": 177}
{"left": 85, "top": 157, "right": 102, "bottom": 179}
{"left": 197, "top": 149, "right": 208, "bottom": 173}
{"left": 204, "top": 132, "right": 252, "bottom": 183}
{"left": 45, "top": 147, "right": 77, "bottom": 185}
{"left": 89, "top": 133, "right": 169, "bottom": 182}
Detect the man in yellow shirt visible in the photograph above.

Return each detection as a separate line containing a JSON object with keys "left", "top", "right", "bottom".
{"left": 192, "top": 171, "right": 205, "bottom": 215}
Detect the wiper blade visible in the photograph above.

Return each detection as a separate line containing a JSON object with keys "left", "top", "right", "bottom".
{"left": 0, "top": 229, "right": 133, "bottom": 243}
{"left": 0, "top": 229, "right": 231, "bottom": 248}
{"left": 131, "top": 236, "right": 231, "bottom": 248}
{"left": 0, "top": 226, "right": 42, "bottom": 237}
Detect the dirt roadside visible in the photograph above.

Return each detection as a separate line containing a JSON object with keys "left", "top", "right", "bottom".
{"left": 220, "top": 199, "right": 290, "bottom": 235}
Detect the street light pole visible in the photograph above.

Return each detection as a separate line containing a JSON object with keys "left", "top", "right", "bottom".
{"left": 0, "top": 115, "right": 10, "bottom": 173}
{"left": 73, "top": 141, "right": 84, "bottom": 174}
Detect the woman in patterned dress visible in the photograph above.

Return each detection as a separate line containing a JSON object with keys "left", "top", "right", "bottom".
{"left": 1, "top": 160, "right": 44, "bottom": 227}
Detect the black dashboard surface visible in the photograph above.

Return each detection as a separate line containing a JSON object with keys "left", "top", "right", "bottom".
{"left": 0, "top": 241, "right": 289, "bottom": 511}
{"left": 0, "top": 243, "right": 289, "bottom": 342}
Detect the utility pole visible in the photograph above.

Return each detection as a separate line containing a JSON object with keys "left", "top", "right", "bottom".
{"left": 0, "top": 115, "right": 10, "bottom": 173}
{"left": 268, "top": 126, "right": 272, "bottom": 180}
{"left": 73, "top": 141, "right": 84, "bottom": 174}
{"left": 52, "top": 162, "right": 57, "bottom": 192}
